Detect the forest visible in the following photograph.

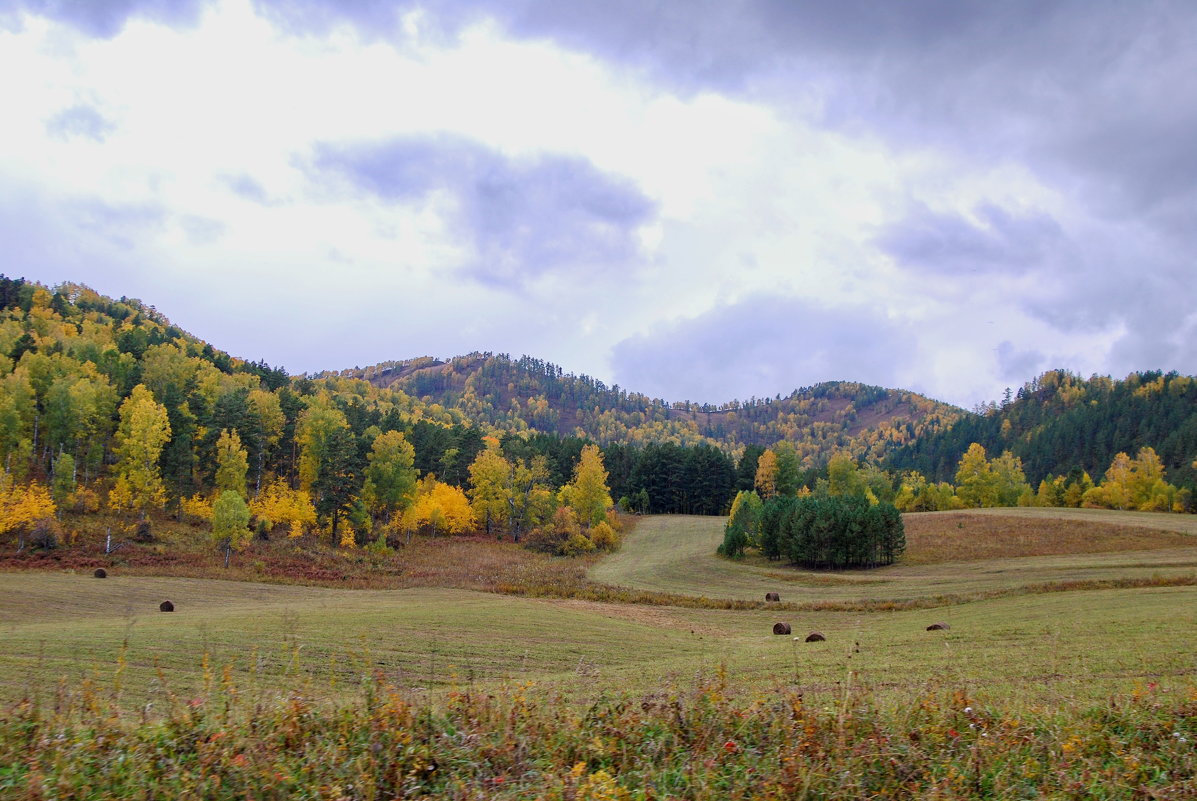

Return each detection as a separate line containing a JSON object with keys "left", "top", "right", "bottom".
{"left": 1, "top": 276, "right": 1195, "bottom": 566}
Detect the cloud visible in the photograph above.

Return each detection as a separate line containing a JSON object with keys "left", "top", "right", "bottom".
{"left": 218, "top": 172, "right": 274, "bottom": 205}
{"left": 304, "top": 134, "right": 656, "bottom": 287}
{"left": 179, "top": 215, "right": 226, "bottom": 244}
{"left": 875, "top": 202, "right": 1070, "bottom": 277}
{"left": 611, "top": 295, "right": 918, "bottom": 404}
{"left": 0, "top": 0, "right": 208, "bottom": 37}
{"left": 996, "top": 341, "right": 1044, "bottom": 383}
{"left": 45, "top": 104, "right": 116, "bottom": 142}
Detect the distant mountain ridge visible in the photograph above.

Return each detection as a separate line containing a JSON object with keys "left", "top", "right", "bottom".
{"left": 324, "top": 352, "right": 964, "bottom": 462}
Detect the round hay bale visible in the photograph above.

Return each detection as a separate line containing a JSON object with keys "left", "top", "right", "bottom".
{"left": 804, "top": 632, "right": 826, "bottom": 642}
{"left": 159, "top": 600, "right": 175, "bottom": 613}
{"left": 93, "top": 568, "right": 107, "bottom": 579}
{"left": 772, "top": 622, "right": 792, "bottom": 635}
{"left": 765, "top": 592, "right": 780, "bottom": 602}
{"left": 926, "top": 622, "right": 950, "bottom": 631}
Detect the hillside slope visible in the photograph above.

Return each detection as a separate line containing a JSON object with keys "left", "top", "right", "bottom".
{"left": 885, "top": 369, "right": 1197, "bottom": 486}
{"left": 333, "top": 352, "right": 963, "bottom": 462}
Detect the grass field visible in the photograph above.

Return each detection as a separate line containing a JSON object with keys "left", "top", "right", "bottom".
{"left": 2, "top": 509, "right": 1196, "bottom": 797}
{"left": 592, "top": 511, "right": 1197, "bottom": 603}
{"left": 2, "top": 507, "right": 1195, "bottom": 709}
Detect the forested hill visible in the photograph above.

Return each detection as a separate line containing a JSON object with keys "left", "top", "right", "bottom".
{"left": 885, "top": 369, "right": 1197, "bottom": 488}
{"left": 328, "top": 353, "right": 962, "bottom": 462}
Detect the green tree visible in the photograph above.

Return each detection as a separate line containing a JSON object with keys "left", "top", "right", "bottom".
{"left": 212, "top": 489, "right": 251, "bottom": 566}
{"left": 296, "top": 401, "right": 350, "bottom": 493}
{"left": 109, "top": 384, "right": 171, "bottom": 517}
{"left": 718, "top": 489, "right": 762, "bottom": 558}
{"left": 467, "top": 440, "right": 512, "bottom": 535}
{"left": 773, "top": 442, "right": 801, "bottom": 497}
{"left": 826, "top": 452, "right": 873, "bottom": 500}
{"left": 215, "top": 429, "right": 249, "bottom": 500}
{"left": 51, "top": 452, "right": 75, "bottom": 507}
{"left": 991, "top": 450, "right": 1030, "bottom": 506}
{"left": 312, "top": 426, "right": 359, "bottom": 546}
{"left": 507, "top": 455, "right": 555, "bottom": 541}
{"left": 363, "top": 430, "right": 418, "bottom": 525}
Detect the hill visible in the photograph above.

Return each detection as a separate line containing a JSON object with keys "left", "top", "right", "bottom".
{"left": 332, "top": 352, "right": 963, "bottom": 462}
{"left": 885, "top": 369, "right": 1197, "bottom": 488}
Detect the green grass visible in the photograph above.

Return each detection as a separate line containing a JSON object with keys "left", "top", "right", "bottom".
{"left": 591, "top": 512, "right": 1197, "bottom": 603}
{"left": 3, "top": 509, "right": 1197, "bottom": 797}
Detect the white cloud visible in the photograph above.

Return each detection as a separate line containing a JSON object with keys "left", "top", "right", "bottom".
{"left": 2, "top": 0, "right": 1195, "bottom": 408}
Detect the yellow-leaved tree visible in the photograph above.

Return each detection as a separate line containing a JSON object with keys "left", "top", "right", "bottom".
{"left": 954, "top": 443, "right": 998, "bottom": 508}
{"left": 250, "top": 477, "right": 317, "bottom": 538}
{"left": 467, "top": 439, "right": 511, "bottom": 535}
{"left": 108, "top": 384, "right": 171, "bottom": 517}
{"left": 1083, "top": 447, "right": 1178, "bottom": 511}
{"left": 754, "top": 448, "right": 778, "bottom": 499}
{"left": 558, "top": 444, "right": 612, "bottom": 528}
{"left": 0, "top": 476, "right": 57, "bottom": 548}
{"left": 399, "top": 475, "right": 475, "bottom": 541}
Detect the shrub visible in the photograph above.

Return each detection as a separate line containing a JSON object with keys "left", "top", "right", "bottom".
{"left": 590, "top": 521, "right": 620, "bottom": 551}
{"left": 30, "top": 518, "right": 62, "bottom": 550}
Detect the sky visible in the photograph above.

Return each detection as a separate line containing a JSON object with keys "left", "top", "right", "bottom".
{"left": 2, "top": 0, "right": 1195, "bottom": 409}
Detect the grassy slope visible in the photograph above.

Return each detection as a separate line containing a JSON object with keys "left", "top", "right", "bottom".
{"left": 3, "top": 508, "right": 1196, "bottom": 710}
{"left": 591, "top": 511, "right": 1197, "bottom": 602}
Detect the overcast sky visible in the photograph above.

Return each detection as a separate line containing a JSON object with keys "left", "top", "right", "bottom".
{"left": 3, "top": 0, "right": 1195, "bottom": 408}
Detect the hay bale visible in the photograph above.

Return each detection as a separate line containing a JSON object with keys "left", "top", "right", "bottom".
{"left": 765, "top": 592, "right": 780, "bottom": 602}
{"left": 159, "top": 600, "right": 175, "bottom": 613}
{"left": 926, "top": 622, "right": 950, "bottom": 631}
{"left": 804, "top": 632, "right": 826, "bottom": 642}
{"left": 772, "top": 622, "right": 792, "bottom": 635}
{"left": 93, "top": 568, "right": 107, "bottom": 578}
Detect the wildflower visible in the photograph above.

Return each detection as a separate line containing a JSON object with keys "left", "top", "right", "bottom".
{"left": 1174, "top": 732, "right": 1188, "bottom": 743}
{"left": 963, "top": 706, "right": 973, "bottom": 714}
{"left": 724, "top": 740, "right": 738, "bottom": 753}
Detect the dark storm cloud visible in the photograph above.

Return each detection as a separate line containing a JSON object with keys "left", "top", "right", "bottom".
{"left": 611, "top": 295, "right": 918, "bottom": 404}
{"left": 876, "top": 203, "right": 1069, "bottom": 277}
{"left": 0, "top": 0, "right": 206, "bottom": 37}
{"left": 305, "top": 134, "right": 656, "bottom": 287}
{"left": 45, "top": 104, "right": 116, "bottom": 142}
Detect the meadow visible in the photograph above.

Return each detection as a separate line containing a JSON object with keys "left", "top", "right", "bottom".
{"left": 1, "top": 508, "right": 1195, "bottom": 798}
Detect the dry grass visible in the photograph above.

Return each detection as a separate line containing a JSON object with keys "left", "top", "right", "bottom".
{"left": 903, "top": 512, "right": 1196, "bottom": 565}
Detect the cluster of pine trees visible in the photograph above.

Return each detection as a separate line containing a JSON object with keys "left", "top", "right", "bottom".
{"left": 718, "top": 484, "right": 904, "bottom": 570}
